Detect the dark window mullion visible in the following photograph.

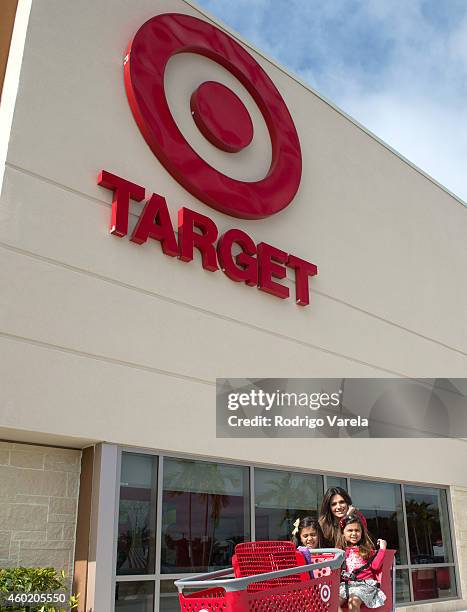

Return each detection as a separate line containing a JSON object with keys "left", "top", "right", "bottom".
{"left": 250, "top": 466, "right": 255, "bottom": 542}
{"left": 154, "top": 455, "right": 164, "bottom": 612}
{"left": 401, "top": 484, "right": 415, "bottom": 601}
{"left": 445, "top": 487, "right": 461, "bottom": 600}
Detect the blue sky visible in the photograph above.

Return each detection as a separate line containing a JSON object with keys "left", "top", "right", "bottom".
{"left": 196, "top": 0, "right": 467, "bottom": 204}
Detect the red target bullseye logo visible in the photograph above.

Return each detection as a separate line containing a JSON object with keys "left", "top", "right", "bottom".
{"left": 320, "top": 584, "right": 331, "bottom": 603}
{"left": 124, "top": 13, "right": 302, "bottom": 220}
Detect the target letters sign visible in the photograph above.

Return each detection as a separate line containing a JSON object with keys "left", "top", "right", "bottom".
{"left": 99, "top": 13, "right": 317, "bottom": 306}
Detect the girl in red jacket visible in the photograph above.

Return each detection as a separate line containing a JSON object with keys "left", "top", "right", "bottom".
{"left": 337, "top": 514, "right": 387, "bottom": 611}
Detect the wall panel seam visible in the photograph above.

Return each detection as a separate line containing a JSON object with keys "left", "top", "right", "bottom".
{"left": 1, "top": 238, "right": 467, "bottom": 361}
{"left": 0, "top": 329, "right": 413, "bottom": 381}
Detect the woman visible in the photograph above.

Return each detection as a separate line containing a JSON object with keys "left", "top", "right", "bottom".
{"left": 319, "top": 486, "right": 367, "bottom": 547}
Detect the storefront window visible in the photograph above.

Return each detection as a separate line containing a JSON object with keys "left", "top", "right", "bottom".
{"left": 412, "top": 567, "right": 457, "bottom": 601}
{"left": 112, "top": 450, "right": 459, "bottom": 610}
{"left": 404, "top": 485, "right": 453, "bottom": 565}
{"left": 115, "top": 581, "right": 154, "bottom": 611}
{"left": 350, "top": 479, "right": 407, "bottom": 564}
{"left": 326, "top": 476, "right": 347, "bottom": 491}
{"left": 395, "top": 569, "right": 411, "bottom": 603}
{"left": 159, "top": 580, "right": 181, "bottom": 612}
{"left": 255, "top": 468, "right": 323, "bottom": 541}
{"left": 161, "top": 458, "right": 249, "bottom": 573}
{"left": 117, "top": 452, "right": 158, "bottom": 575}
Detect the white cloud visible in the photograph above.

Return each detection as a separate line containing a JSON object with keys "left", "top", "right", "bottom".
{"left": 197, "top": 0, "right": 467, "bottom": 203}
{"left": 341, "top": 90, "right": 467, "bottom": 201}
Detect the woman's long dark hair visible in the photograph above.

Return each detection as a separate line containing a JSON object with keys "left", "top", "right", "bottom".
{"left": 291, "top": 516, "right": 324, "bottom": 548}
{"left": 319, "top": 486, "right": 352, "bottom": 546}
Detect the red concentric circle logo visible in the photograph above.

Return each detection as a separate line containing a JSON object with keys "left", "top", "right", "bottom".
{"left": 124, "top": 13, "right": 302, "bottom": 220}
{"left": 320, "top": 584, "right": 331, "bottom": 603}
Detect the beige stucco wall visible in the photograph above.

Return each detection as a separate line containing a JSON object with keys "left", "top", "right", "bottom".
{"left": 0, "top": 441, "right": 80, "bottom": 576}
{"left": 451, "top": 486, "right": 467, "bottom": 605}
{"left": 0, "top": 0, "right": 466, "bottom": 487}
{"left": 398, "top": 597, "right": 466, "bottom": 612}
{"left": 0, "top": 1, "right": 466, "bottom": 609}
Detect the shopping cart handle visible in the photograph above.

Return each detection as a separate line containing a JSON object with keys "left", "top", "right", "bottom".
{"left": 175, "top": 548, "right": 344, "bottom": 593}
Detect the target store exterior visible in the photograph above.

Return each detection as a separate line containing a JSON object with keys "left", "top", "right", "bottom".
{"left": 1, "top": 1, "right": 467, "bottom": 611}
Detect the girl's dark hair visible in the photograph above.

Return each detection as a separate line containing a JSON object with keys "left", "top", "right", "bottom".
{"left": 318, "top": 487, "right": 353, "bottom": 546}
{"left": 336, "top": 514, "right": 374, "bottom": 560}
{"left": 291, "top": 516, "right": 324, "bottom": 548}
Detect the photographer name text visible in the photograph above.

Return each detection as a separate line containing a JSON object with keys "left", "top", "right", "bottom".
{"left": 227, "top": 415, "right": 369, "bottom": 429}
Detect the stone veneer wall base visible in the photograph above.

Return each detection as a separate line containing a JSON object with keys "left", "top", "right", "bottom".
{"left": 0, "top": 441, "right": 81, "bottom": 584}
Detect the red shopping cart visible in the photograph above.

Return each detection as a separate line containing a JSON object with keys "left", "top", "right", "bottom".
{"left": 341, "top": 550, "right": 396, "bottom": 612}
{"left": 175, "top": 541, "right": 344, "bottom": 611}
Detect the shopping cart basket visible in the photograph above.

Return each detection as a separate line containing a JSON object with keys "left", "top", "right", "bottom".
{"left": 175, "top": 541, "right": 344, "bottom": 611}
{"left": 341, "top": 549, "right": 396, "bottom": 612}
